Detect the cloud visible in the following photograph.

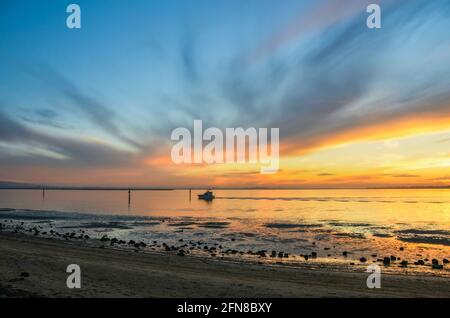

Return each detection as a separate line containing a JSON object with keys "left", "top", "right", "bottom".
{"left": 384, "top": 174, "right": 420, "bottom": 178}
{"left": 180, "top": 32, "right": 200, "bottom": 84}
{"left": 217, "top": 0, "right": 450, "bottom": 157}
{"left": 20, "top": 108, "right": 66, "bottom": 129}
{"left": 0, "top": 52, "right": 142, "bottom": 150}
{"left": 0, "top": 110, "right": 32, "bottom": 141}
{"left": 317, "top": 173, "right": 335, "bottom": 176}
{"left": 0, "top": 111, "right": 133, "bottom": 168}
{"left": 37, "top": 64, "right": 143, "bottom": 150}
{"left": 248, "top": 0, "right": 398, "bottom": 63}
{"left": 149, "top": 0, "right": 450, "bottom": 166}
{"left": 1, "top": 0, "right": 450, "bottom": 187}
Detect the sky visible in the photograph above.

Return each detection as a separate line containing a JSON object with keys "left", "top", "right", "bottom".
{"left": 0, "top": 0, "right": 450, "bottom": 188}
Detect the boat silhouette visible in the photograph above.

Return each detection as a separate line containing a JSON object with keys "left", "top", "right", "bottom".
{"left": 198, "top": 190, "right": 215, "bottom": 201}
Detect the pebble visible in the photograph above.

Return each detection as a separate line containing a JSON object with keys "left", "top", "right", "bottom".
{"left": 5, "top": 220, "right": 449, "bottom": 274}
{"left": 257, "top": 251, "right": 266, "bottom": 257}
{"left": 416, "top": 260, "right": 425, "bottom": 266}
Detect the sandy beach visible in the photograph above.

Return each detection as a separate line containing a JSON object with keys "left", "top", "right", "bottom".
{"left": 1, "top": 232, "right": 449, "bottom": 298}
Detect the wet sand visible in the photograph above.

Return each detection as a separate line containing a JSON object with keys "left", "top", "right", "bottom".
{"left": 0, "top": 233, "right": 449, "bottom": 298}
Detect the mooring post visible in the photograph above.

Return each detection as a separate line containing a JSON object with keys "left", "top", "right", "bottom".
{"left": 128, "top": 189, "right": 131, "bottom": 207}
{"left": 189, "top": 188, "right": 192, "bottom": 201}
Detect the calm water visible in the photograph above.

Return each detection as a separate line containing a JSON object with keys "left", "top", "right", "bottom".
{"left": 1, "top": 189, "right": 449, "bottom": 275}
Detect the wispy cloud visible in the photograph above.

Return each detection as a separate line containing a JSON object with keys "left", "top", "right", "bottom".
{"left": 0, "top": 0, "right": 449, "bottom": 186}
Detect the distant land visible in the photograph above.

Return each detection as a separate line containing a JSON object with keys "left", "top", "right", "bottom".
{"left": 0, "top": 181, "right": 173, "bottom": 191}
{"left": 0, "top": 181, "right": 42, "bottom": 189}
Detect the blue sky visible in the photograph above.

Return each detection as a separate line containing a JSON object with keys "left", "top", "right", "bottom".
{"left": 0, "top": 0, "right": 450, "bottom": 187}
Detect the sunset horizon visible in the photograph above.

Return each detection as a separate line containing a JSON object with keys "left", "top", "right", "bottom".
{"left": 0, "top": 0, "right": 449, "bottom": 301}
{"left": 1, "top": 0, "right": 450, "bottom": 189}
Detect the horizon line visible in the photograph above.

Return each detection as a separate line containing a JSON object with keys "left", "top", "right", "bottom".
{"left": 1, "top": 186, "right": 450, "bottom": 191}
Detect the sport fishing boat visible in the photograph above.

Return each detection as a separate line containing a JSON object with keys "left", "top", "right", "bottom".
{"left": 198, "top": 190, "right": 215, "bottom": 201}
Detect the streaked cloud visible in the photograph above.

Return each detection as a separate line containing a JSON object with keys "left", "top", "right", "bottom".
{"left": 0, "top": 0, "right": 449, "bottom": 187}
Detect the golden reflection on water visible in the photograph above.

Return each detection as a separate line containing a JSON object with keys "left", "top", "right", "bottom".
{"left": 0, "top": 188, "right": 449, "bottom": 228}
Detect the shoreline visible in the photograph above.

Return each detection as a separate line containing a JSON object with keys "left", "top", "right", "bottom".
{"left": 0, "top": 232, "right": 449, "bottom": 298}
{"left": 1, "top": 208, "right": 449, "bottom": 280}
